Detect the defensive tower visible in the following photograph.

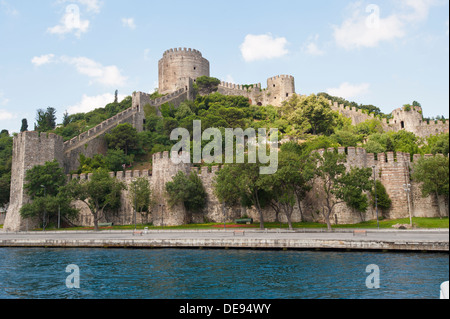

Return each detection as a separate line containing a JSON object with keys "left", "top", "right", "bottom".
{"left": 266, "top": 75, "right": 295, "bottom": 106}
{"left": 158, "top": 48, "right": 210, "bottom": 95}
{"left": 4, "top": 132, "right": 64, "bottom": 231}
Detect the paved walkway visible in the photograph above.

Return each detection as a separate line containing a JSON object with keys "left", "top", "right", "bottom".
{"left": 0, "top": 229, "right": 448, "bottom": 252}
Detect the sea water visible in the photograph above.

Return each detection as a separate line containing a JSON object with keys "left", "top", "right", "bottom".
{"left": 0, "top": 248, "right": 447, "bottom": 299}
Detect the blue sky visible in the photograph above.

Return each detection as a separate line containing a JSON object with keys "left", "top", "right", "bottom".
{"left": 0, "top": 0, "right": 448, "bottom": 134}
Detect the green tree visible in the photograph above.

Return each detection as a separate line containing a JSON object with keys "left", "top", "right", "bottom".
{"left": 105, "top": 149, "right": 133, "bottom": 172}
{"left": 23, "top": 160, "right": 66, "bottom": 198}
{"left": 20, "top": 119, "right": 28, "bottom": 132}
{"left": 282, "top": 94, "right": 338, "bottom": 135}
{"left": 425, "top": 133, "right": 449, "bottom": 155}
{"left": 20, "top": 160, "right": 78, "bottom": 229}
{"left": 371, "top": 180, "right": 392, "bottom": 211}
{"left": 316, "top": 150, "right": 372, "bottom": 230}
{"left": 214, "top": 161, "right": 270, "bottom": 229}
{"left": 337, "top": 166, "right": 373, "bottom": 220}
{"left": 36, "top": 107, "right": 57, "bottom": 132}
{"left": 129, "top": 177, "right": 152, "bottom": 225}
{"left": 165, "top": 171, "right": 207, "bottom": 213}
{"left": 0, "top": 173, "right": 11, "bottom": 209}
{"left": 412, "top": 155, "right": 449, "bottom": 218}
{"left": 264, "top": 146, "right": 318, "bottom": 228}
{"left": 105, "top": 123, "right": 139, "bottom": 155}
{"left": 69, "top": 169, "right": 126, "bottom": 231}
{"left": 0, "top": 130, "right": 12, "bottom": 208}
{"left": 195, "top": 76, "right": 221, "bottom": 95}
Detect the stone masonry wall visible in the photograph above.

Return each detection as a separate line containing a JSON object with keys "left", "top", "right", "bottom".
{"left": 329, "top": 101, "right": 449, "bottom": 138}
{"left": 217, "top": 75, "right": 295, "bottom": 107}
{"left": 66, "top": 149, "right": 448, "bottom": 229}
{"left": 3, "top": 132, "right": 65, "bottom": 231}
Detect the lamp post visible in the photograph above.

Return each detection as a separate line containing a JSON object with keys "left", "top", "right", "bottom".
{"left": 134, "top": 180, "right": 137, "bottom": 231}
{"left": 159, "top": 204, "right": 164, "bottom": 229}
{"left": 372, "top": 166, "right": 379, "bottom": 229}
{"left": 40, "top": 185, "right": 46, "bottom": 231}
{"left": 403, "top": 183, "right": 413, "bottom": 227}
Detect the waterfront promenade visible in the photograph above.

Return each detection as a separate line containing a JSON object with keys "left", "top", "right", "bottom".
{"left": 0, "top": 228, "right": 448, "bottom": 252}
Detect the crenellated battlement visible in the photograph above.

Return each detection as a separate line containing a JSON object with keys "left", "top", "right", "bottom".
{"left": 219, "top": 82, "right": 262, "bottom": 91}
{"left": 163, "top": 47, "right": 203, "bottom": 57}
{"left": 19, "top": 130, "right": 65, "bottom": 143}
{"left": 267, "top": 74, "right": 295, "bottom": 82}
{"left": 67, "top": 169, "right": 151, "bottom": 182}
{"left": 314, "top": 146, "right": 441, "bottom": 167}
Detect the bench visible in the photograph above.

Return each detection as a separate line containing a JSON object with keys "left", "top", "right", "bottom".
{"left": 133, "top": 231, "right": 143, "bottom": 236}
{"left": 353, "top": 230, "right": 367, "bottom": 237}
{"left": 233, "top": 230, "right": 245, "bottom": 236}
{"left": 235, "top": 218, "right": 253, "bottom": 225}
{"left": 98, "top": 222, "right": 113, "bottom": 228}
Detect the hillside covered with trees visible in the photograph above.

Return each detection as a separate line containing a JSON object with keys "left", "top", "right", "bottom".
{"left": 1, "top": 82, "right": 448, "bottom": 229}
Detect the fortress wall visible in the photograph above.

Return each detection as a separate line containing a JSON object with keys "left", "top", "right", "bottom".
{"left": 410, "top": 154, "right": 449, "bottom": 218}
{"left": 413, "top": 121, "right": 449, "bottom": 138}
{"left": 151, "top": 151, "right": 191, "bottom": 226}
{"left": 62, "top": 149, "right": 447, "bottom": 229}
{"left": 217, "top": 75, "right": 295, "bottom": 107}
{"left": 63, "top": 107, "right": 140, "bottom": 174}
{"left": 4, "top": 132, "right": 65, "bottom": 231}
{"left": 67, "top": 170, "right": 154, "bottom": 227}
{"left": 133, "top": 88, "right": 190, "bottom": 116}
{"left": 330, "top": 102, "right": 449, "bottom": 138}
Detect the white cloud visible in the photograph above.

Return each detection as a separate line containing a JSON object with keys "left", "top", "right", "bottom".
{"left": 0, "top": 109, "right": 15, "bottom": 121}
{"left": 0, "top": 0, "right": 18, "bottom": 16}
{"left": 31, "top": 54, "right": 128, "bottom": 87}
{"left": 303, "top": 35, "right": 325, "bottom": 56}
{"left": 48, "top": 0, "right": 102, "bottom": 38}
{"left": 31, "top": 54, "right": 56, "bottom": 67}
{"left": 399, "top": 0, "right": 438, "bottom": 22}
{"left": 240, "top": 34, "right": 289, "bottom": 62}
{"left": 332, "top": 1, "right": 442, "bottom": 50}
{"left": 57, "top": 0, "right": 102, "bottom": 14}
{"left": 60, "top": 56, "right": 128, "bottom": 87}
{"left": 326, "top": 82, "right": 370, "bottom": 99}
{"left": 67, "top": 93, "right": 126, "bottom": 114}
{"left": 48, "top": 4, "right": 90, "bottom": 38}
{"left": 122, "top": 18, "right": 136, "bottom": 30}
{"left": 0, "top": 91, "right": 9, "bottom": 106}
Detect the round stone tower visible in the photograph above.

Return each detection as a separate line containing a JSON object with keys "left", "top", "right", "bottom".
{"left": 158, "top": 48, "right": 210, "bottom": 95}
{"left": 266, "top": 75, "right": 295, "bottom": 106}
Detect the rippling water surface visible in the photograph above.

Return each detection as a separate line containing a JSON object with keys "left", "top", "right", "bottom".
{"left": 0, "top": 248, "right": 447, "bottom": 299}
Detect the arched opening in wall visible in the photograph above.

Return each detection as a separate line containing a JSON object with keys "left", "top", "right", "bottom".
{"left": 286, "top": 93, "right": 289, "bottom": 97}
{"left": 401, "top": 121, "right": 405, "bottom": 129}
{"left": 194, "top": 67, "right": 196, "bottom": 70}
{"left": 257, "top": 102, "right": 262, "bottom": 106}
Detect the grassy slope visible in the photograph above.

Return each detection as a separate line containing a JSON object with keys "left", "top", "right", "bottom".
{"left": 23, "top": 217, "right": 448, "bottom": 231}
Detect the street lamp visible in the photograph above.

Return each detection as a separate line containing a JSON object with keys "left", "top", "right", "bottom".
{"left": 40, "top": 185, "right": 46, "bottom": 231}
{"left": 403, "top": 183, "right": 413, "bottom": 227}
{"left": 372, "top": 166, "right": 379, "bottom": 229}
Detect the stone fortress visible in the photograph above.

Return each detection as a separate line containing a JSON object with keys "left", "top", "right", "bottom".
{"left": 3, "top": 48, "right": 449, "bottom": 231}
